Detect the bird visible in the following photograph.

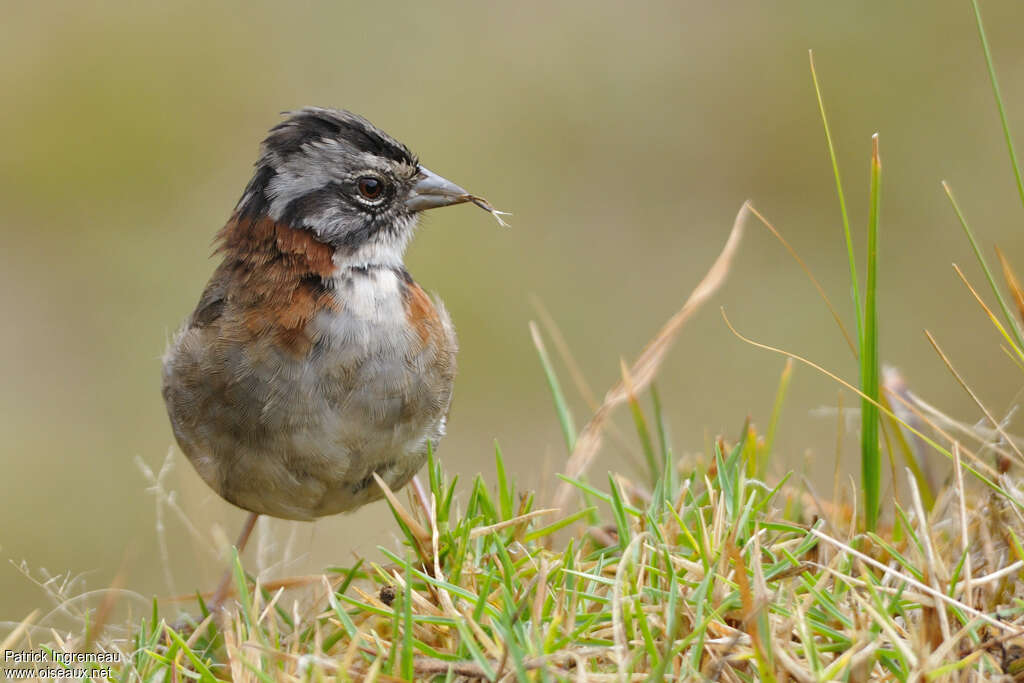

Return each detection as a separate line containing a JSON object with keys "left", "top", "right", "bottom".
{"left": 161, "top": 107, "right": 492, "bottom": 608}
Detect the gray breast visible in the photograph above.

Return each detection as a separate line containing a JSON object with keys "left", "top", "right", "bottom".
{"left": 161, "top": 267, "right": 456, "bottom": 521}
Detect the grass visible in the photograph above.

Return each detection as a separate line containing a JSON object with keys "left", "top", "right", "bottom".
{"left": 810, "top": 49, "right": 884, "bottom": 532}
{"left": 10, "top": 385, "right": 1024, "bottom": 681}
{"left": 860, "top": 134, "right": 882, "bottom": 533}
{"left": 6, "top": 4, "right": 1024, "bottom": 681}
{"left": 10, "top": 211, "right": 1024, "bottom": 681}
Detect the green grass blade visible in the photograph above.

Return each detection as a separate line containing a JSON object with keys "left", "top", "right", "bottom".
{"left": 761, "top": 358, "right": 794, "bottom": 477}
{"left": 970, "top": 0, "right": 1024, "bottom": 213}
{"left": 942, "top": 181, "right": 1024, "bottom": 353}
{"left": 529, "top": 321, "right": 576, "bottom": 453}
{"left": 494, "top": 440, "right": 514, "bottom": 520}
{"left": 163, "top": 625, "right": 223, "bottom": 683}
{"left": 625, "top": 381, "right": 658, "bottom": 485}
{"left": 810, "top": 50, "right": 862, "bottom": 342}
{"left": 401, "top": 561, "right": 415, "bottom": 681}
{"left": 607, "top": 473, "right": 631, "bottom": 553}
{"left": 522, "top": 506, "right": 596, "bottom": 543}
{"left": 454, "top": 620, "right": 496, "bottom": 680}
{"left": 862, "top": 134, "right": 882, "bottom": 531}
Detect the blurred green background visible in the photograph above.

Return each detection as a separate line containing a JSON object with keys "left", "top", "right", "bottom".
{"left": 3, "top": 0, "right": 1024, "bottom": 621}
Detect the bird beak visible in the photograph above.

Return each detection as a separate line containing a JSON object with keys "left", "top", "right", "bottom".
{"left": 404, "top": 166, "right": 472, "bottom": 212}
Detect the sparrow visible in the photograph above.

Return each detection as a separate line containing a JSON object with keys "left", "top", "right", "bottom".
{"left": 161, "top": 108, "right": 490, "bottom": 602}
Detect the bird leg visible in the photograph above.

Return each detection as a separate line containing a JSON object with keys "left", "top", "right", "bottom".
{"left": 207, "top": 511, "right": 259, "bottom": 613}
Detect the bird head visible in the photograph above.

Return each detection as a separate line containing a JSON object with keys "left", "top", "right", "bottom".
{"left": 234, "top": 107, "right": 475, "bottom": 265}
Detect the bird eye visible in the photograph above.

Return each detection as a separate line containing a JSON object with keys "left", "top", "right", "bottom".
{"left": 357, "top": 176, "right": 384, "bottom": 201}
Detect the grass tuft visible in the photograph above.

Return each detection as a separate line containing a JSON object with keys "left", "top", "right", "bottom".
{"left": 13, "top": 370, "right": 1023, "bottom": 681}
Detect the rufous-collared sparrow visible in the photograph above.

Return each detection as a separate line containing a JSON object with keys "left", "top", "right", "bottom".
{"left": 162, "top": 108, "right": 494, "bottom": 604}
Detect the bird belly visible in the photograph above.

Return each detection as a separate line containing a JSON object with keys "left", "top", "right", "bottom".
{"left": 162, "top": 272, "right": 456, "bottom": 520}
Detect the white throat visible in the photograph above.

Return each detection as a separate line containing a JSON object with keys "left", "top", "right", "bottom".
{"left": 332, "top": 214, "right": 417, "bottom": 271}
